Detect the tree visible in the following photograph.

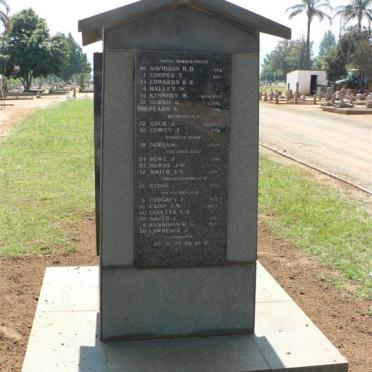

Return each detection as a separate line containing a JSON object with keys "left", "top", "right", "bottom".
{"left": 336, "top": 0, "right": 372, "bottom": 33}
{"left": 319, "top": 30, "right": 337, "bottom": 56}
{"left": 0, "top": 0, "right": 10, "bottom": 33}
{"left": 0, "top": 0, "right": 11, "bottom": 92}
{"left": 315, "top": 31, "right": 336, "bottom": 69}
{"left": 0, "top": 0, "right": 10, "bottom": 34}
{"left": 350, "top": 39, "right": 372, "bottom": 80}
{"left": 62, "top": 33, "right": 91, "bottom": 83}
{"left": 48, "top": 33, "right": 69, "bottom": 78}
{"left": 261, "top": 38, "right": 313, "bottom": 81}
{"left": 286, "top": 0, "right": 332, "bottom": 69}
{"left": 287, "top": 38, "right": 310, "bottom": 70}
{"left": 7, "top": 9, "right": 69, "bottom": 90}
{"left": 324, "top": 47, "right": 347, "bottom": 82}
{"left": 324, "top": 27, "right": 371, "bottom": 82}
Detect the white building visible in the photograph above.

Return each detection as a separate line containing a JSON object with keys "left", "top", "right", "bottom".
{"left": 286, "top": 70, "right": 328, "bottom": 95}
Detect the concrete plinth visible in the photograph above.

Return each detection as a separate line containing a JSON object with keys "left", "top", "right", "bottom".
{"left": 22, "top": 264, "right": 348, "bottom": 372}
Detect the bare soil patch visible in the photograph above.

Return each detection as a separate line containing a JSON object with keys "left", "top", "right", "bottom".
{"left": 0, "top": 218, "right": 370, "bottom": 371}
{"left": 258, "top": 224, "right": 372, "bottom": 372}
{"left": 0, "top": 217, "right": 98, "bottom": 372}
{"left": 0, "top": 95, "right": 68, "bottom": 139}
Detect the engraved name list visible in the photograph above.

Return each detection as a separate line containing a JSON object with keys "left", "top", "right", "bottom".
{"left": 135, "top": 50, "right": 231, "bottom": 268}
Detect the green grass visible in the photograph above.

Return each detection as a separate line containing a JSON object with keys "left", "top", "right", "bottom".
{"left": 0, "top": 100, "right": 94, "bottom": 255}
{"left": 259, "top": 155, "right": 372, "bottom": 299}
{"left": 0, "top": 99, "right": 370, "bottom": 299}
{"left": 260, "top": 84, "right": 286, "bottom": 94}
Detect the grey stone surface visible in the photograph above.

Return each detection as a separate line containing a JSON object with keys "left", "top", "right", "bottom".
{"left": 100, "top": 51, "right": 259, "bottom": 268}
{"left": 37, "top": 267, "right": 99, "bottom": 312}
{"left": 256, "top": 263, "right": 292, "bottom": 303}
{"left": 104, "top": 5, "right": 259, "bottom": 54}
{"left": 106, "top": 336, "right": 269, "bottom": 371}
{"left": 22, "top": 265, "right": 348, "bottom": 372}
{"left": 101, "top": 264, "right": 256, "bottom": 340}
{"left": 78, "top": 0, "right": 291, "bottom": 46}
{"left": 227, "top": 53, "right": 259, "bottom": 263}
{"left": 101, "top": 50, "right": 135, "bottom": 267}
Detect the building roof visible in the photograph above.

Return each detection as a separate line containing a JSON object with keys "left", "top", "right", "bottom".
{"left": 78, "top": 0, "right": 291, "bottom": 46}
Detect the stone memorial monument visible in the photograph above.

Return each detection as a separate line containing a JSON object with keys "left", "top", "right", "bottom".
{"left": 79, "top": 0, "right": 291, "bottom": 342}
{"left": 21, "top": 1, "right": 348, "bottom": 371}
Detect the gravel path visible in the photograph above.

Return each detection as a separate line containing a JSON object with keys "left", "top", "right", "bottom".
{"left": 260, "top": 104, "right": 372, "bottom": 192}
{"left": 0, "top": 94, "right": 88, "bottom": 139}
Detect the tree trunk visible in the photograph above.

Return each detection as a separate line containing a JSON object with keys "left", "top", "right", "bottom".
{"left": 26, "top": 70, "right": 33, "bottom": 92}
{"left": 306, "top": 18, "right": 311, "bottom": 69}
{"left": 80, "top": 74, "right": 85, "bottom": 90}
{"left": 22, "top": 71, "right": 33, "bottom": 92}
{"left": 358, "top": 14, "right": 362, "bottom": 33}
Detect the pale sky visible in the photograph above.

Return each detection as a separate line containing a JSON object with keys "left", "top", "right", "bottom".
{"left": 9, "top": 0, "right": 364, "bottom": 65}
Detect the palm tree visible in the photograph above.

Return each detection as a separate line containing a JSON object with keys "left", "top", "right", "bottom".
{"left": 0, "top": 0, "right": 10, "bottom": 95}
{"left": 0, "top": 0, "right": 10, "bottom": 33}
{"left": 286, "top": 0, "right": 332, "bottom": 69}
{"left": 336, "top": 0, "right": 372, "bottom": 34}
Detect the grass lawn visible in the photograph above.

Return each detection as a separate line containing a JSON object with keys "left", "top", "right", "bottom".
{"left": 0, "top": 100, "right": 94, "bottom": 255}
{"left": 0, "top": 100, "right": 370, "bottom": 299}
{"left": 260, "top": 84, "right": 286, "bottom": 94}
{"left": 259, "top": 156, "right": 372, "bottom": 299}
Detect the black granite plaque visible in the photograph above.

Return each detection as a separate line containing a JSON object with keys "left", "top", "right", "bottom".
{"left": 135, "top": 50, "right": 231, "bottom": 268}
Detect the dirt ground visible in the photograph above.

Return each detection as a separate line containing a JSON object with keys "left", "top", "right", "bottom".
{"left": 260, "top": 102, "right": 372, "bottom": 193}
{"left": 0, "top": 95, "right": 67, "bottom": 138}
{"left": 0, "top": 218, "right": 371, "bottom": 372}
{"left": 0, "top": 96, "right": 370, "bottom": 371}
{"left": 0, "top": 217, "right": 98, "bottom": 371}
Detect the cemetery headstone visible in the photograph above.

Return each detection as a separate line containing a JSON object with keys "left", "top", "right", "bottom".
{"left": 367, "top": 94, "right": 372, "bottom": 108}
{"left": 325, "top": 87, "right": 333, "bottom": 102}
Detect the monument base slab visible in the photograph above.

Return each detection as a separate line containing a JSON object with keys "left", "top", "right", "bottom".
{"left": 22, "top": 264, "right": 348, "bottom": 372}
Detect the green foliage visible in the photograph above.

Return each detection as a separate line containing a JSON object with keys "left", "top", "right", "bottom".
{"left": 49, "top": 33, "right": 69, "bottom": 77}
{"left": 62, "top": 33, "right": 91, "bottom": 83}
{"left": 0, "top": 101, "right": 94, "bottom": 255}
{"left": 7, "top": 9, "right": 69, "bottom": 90}
{"left": 319, "top": 31, "right": 337, "bottom": 56}
{"left": 325, "top": 27, "right": 371, "bottom": 82}
{"left": 325, "top": 46, "right": 347, "bottom": 82}
{"left": 0, "top": 0, "right": 10, "bottom": 33}
{"left": 259, "top": 155, "right": 372, "bottom": 299}
{"left": 336, "top": 0, "right": 372, "bottom": 33}
{"left": 261, "top": 38, "right": 312, "bottom": 81}
{"left": 315, "top": 31, "right": 336, "bottom": 69}
{"left": 350, "top": 39, "right": 372, "bottom": 79}
{"left": 286, "top": 0, "right": 332, "bottom": 68}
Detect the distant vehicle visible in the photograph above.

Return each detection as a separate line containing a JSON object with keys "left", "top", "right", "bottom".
{"left": 335, "top": 69, "right": 368, "bottom": 92}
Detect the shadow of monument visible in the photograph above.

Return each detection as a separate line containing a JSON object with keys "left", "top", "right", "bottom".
{"left": 79, "top": 315, "right": 285, "bottom": 371}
